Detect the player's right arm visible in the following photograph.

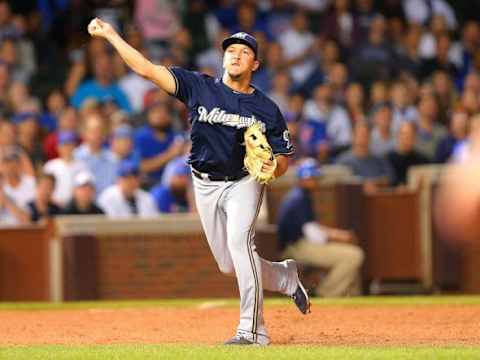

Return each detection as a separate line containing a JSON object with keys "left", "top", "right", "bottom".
{"left": 87, "top": 18, "right": 176, "bottom": 95}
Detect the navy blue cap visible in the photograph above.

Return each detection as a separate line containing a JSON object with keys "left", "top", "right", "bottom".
{"left": 296, "top": 158, "right": 321, "bottom": 180}
{"left": 12, "top": 112, "right": 37, "bottom": 124}
{"left": 58, "top": 131, "right": 78, "bottom": 145}
{"left": 222, "top": 32, "right": 258, "bottom": 57}
{"left": 117, "top": 160, "right": 140, "bottom": 177}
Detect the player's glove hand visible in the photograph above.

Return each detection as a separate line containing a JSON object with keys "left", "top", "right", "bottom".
{"left": 243, "top": 122, "right": 277, "bottom": 185}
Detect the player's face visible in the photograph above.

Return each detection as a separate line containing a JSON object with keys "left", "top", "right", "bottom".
{"left": 223, "top": 44, "right": 259, "bottom": 79}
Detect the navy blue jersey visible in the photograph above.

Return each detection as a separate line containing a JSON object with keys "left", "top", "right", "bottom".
{"left": 168, "top": 67, "right": 294, "bottom": 177}
{"left": 277, "top": 187, "right": 315, "bottom": 250}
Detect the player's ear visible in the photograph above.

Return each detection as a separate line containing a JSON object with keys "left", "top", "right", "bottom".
{"left": 252, "top": 59, "right": 260, "bottom": 72}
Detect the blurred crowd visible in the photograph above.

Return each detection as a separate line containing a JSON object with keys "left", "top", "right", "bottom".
{"left": 0, "top": 0, "right": 480, "bottom": 227}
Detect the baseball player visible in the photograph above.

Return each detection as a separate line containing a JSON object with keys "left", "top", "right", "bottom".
{"left": 88, "top": 18, "right": 310, "bottom": 345}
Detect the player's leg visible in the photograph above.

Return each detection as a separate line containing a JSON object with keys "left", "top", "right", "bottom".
{"left": 192, "top": 176, "right": 234, "bottom": 275}
{"left": 285, "top": 239, "right": 364, "bottom": 297}
{"left": 258, "top": 256, "right": 297, "bottom": 295}
{"left": 223, "top": 176, "right": 269, "bottom": 345}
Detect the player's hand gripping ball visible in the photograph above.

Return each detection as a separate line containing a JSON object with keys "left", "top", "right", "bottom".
{"left": 244, "top": 122, "right": 277, "bottom": 185}
{"left": 88, "top": 18, "right": 115, "bottom": 39}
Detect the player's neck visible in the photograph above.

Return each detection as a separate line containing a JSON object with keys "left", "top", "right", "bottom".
{"left": 222, "top": 73, "right": 254, "bottom": 94}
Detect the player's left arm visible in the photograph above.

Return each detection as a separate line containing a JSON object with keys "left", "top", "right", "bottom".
{"left": 274, "top": 155, "right": 289, "bottom": 178}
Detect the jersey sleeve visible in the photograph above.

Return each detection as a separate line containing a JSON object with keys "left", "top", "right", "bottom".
{"left": 167, "top": 67, "right": 204, "bottom": 108}
{"left": 267, "top": 107, "right": 295, "bottom": 156}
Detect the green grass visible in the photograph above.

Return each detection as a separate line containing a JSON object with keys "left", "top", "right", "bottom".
{"left": 1, "top": 295, "right": 480, "bottom": 311}
{"left": 1, "top": 345, "right": 479, "bottom": 360}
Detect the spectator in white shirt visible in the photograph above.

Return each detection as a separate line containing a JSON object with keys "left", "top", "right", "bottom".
{"left": 403, "top": 0, "right": 457, "bottom": 30}
{"left": 278, "top": 10, "right": 317, "bottom": 86}
{"left": 43, "top": 131, "right": 89, "bottom": 206}
{"left": 0, "top": 149, "right": 35, "bottom": 226}
{"left": 98, "top": 160, "right": 158, "bottom": 219}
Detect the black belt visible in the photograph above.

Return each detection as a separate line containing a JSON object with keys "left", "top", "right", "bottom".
{"left": 191, "top": 168, "right": 246, "bottom": 182}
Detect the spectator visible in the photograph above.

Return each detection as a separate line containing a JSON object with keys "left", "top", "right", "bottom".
{"left": 369, "top": 81, "right": 389, "bottom": 109}
{"left": 27, "top": 173, "right": 61, "bottom": 223}
{"left": 455, "top": 21, "right": 480, "bottom": 87}
{"left": 98, "top": 160, "right": 158, "bottom": 218}
{"left": 432, "top": 70, "right": 457, "bottom": 126}
{"left": 0, "top": 35, "right": 35, "bottom": 84}
{"left": 390, "top": 80, "right": 418, "bottom": 134}
{"left": 196, "top": 29, "right": 230, "bottom": 80}
{"left": 355, "top": 0, "right": 379, "bottom": 40}
{"left": 451, "top": 114, "right": 480, "bottom": 163}
{"left": 302, "top": 83, "right": 352, "bottom": 156}
{"left": 134, "top": 0, "right": 181, "bottom": 45}
{"left": 109, "top": 125, "right": 141, "bottom": 165}
{"left": 134, "top": 102, "right": 185, "bottom": 186}
{"left": 12, "top": 112, "right": 44, "bottom": 167}
{"left": 396, "top": 25, "right": 423, "bottom": 78}
{"left": 0, "top": 120, "right": 34, "bottom": 175}
{"left": 435, "top": 110, "right": 469, "bottom": 163}
{"left": 403, "top": 0, "right": 457, "bottom": 30}
{"left": 252, "top": 41, "right": 285, "bottom": 93}
{"left": 43, "top": 131, "right": 88, "bottom": 206}
{"left": 277, "top": 158, "right": 364, "bottom": 297}
{"left": 336, "top": 122, "right": 394, "bottom": 186}
{"left": 0, "top": 148, "right": 35, "bottom": 226}
{"left": 345, "top": 82, "right": 367, "bottom": 125}
{"left": 420, "top": 33, "right": 458, "bottom": 79}
{"left": 278, "top": 10, "right": 317, "bottom": 87}
{"left": 460, "top": 88, "right": 480, "bottom": 115}
{"left": 351, "top": 15, "right": 396, "bottom": 88}
{"left": 418, "top": 14, "right": 450, "bottom": 60}
{"left": 322, "top": 0, "right": 360, "bottom": 51}
{"left": 0, "top": 61, "right": 11, "bottom": 107}
{"left": 62, "top": 172, "right": 104, "bottom": 215}
{"left": 268, "top": 71, "right": 291, "bottom": 115}
{"left": 71, "top": 52, "right": 132, "bottom": 112}
{"left": 386, "top": 122, "right": 430, "bottom": 186}
{"left": 39, "top": 89, "right": 67, "bottom": 133}
{"left": 73, "top": 114, "right": 117, "bottom": 195}
{"left": 150, "top": 156, "right": 194, "bottom": 213}
{"left": 43, "top": 107, "right": 79, "bottom": 160}
{"left": 326, "top": 62, "right": 349, "bottom": 105}
{"left": 415, "top": 94, "right": 448, "bottom": 160}
{"left": 8, "top": 81, "right": 40, "bottom": 114}
{"left": 369, "top": 102, "right": 395, "bottom": 157}
{"left": 230, "top": 3, "right": 270, "bottom": 39}
{"left": 0, "top": 1, "right": 19, "bottom": 41}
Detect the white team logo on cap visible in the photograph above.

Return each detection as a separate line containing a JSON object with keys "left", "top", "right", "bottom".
{"left": 235, "top": 32, "right": 248, "bottom": 39}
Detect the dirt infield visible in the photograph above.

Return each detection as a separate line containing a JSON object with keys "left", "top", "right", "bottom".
{"left": 1, "top": 304, "right": 479, "bottom": 346}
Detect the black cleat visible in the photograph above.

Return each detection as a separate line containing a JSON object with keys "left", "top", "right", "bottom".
{"left": 286, "top": 259, "right": 311, "bottom": 315}
{"left": 224, "top": 335, "right": 256, "bottom": 345}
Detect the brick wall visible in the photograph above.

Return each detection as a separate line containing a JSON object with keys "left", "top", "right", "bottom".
{"left": 95, "top": 233, "right": 237, "bottom": 299}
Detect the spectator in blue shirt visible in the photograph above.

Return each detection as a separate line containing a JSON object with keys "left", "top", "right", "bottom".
{"left": 71, "top": 52, "right": 132, "bottom": 112}
{"left": 150, "top": 156, "right": 194, "bottom": 213}
{"left": 277, "top": 158, "right": 364, "bottom": 297}
{"left": 73, "top": 114, "right": 117, "bottom": 195}
{"left": 134, "top": 102, "right": 185, "bottom": 187}
{"left": 109, "top": 124, "right": 141, "bottom": 166}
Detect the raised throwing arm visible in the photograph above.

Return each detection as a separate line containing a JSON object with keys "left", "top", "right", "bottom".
{"left": 87, "top": 18, "right": 176, "bottom": 94}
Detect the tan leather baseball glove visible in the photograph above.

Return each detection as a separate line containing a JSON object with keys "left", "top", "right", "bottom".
{"left": 244, "top": 122, "right": 277, "bottom": 185}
